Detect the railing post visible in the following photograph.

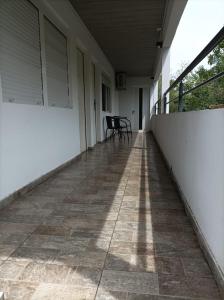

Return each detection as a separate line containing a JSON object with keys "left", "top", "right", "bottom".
{"left": 178, "top": 81, "right": 184, "bottom": 112}
{"left": 163, "top": 95, "right": 167, "bottom": 114}
{"left": 157, "top": 98, "right": 162, "bottom": 114}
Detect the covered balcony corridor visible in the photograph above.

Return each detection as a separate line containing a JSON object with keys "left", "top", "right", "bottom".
{"left": 0, "top": 134, "right": 221, "bottom": 300}
{"left": 0, "top": 1, "right": 223, "bottom": 299}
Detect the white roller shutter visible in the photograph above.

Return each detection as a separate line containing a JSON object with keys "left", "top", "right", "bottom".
{"left": 0, "top": 0, "right": 43, "bottom": 105}
{"left": 44, "top": 18, "right": 70, "bottom": 108}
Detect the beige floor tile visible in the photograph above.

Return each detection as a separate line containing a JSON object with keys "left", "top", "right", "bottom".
{"left": 66, "top": 266, "right": 101, "bottom": 288}
{"left": 100, "top": 270, "right": 159, "bottom": 294}
{"left": 0, "top": 260, "right": 29, "bottom": 280}
{"left": 31, "top": 283, "right": 96, "bottom": 300}
{"left": 19, "top": 262, "right": 71, "bottom": 284}
{"left": 0, "top": 279, "right": 37, "bottom": 300}
{"left": 0, "top": 133, "right": 221, "bottom": 300}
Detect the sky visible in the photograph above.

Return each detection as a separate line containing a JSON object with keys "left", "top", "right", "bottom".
{"left": 170, "top": 0, "right": 224, "bottom": 76}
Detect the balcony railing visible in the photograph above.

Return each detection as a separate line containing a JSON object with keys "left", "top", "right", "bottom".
{"left": 154, "top": 26, "right": 224, "bottom": 115}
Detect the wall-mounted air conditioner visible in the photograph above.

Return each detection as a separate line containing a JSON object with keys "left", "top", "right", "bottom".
{"left": 115, "top": 72, "right": 127, "bottom": 90}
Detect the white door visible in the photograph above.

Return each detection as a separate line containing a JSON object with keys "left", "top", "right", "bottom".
{"left": 77, "top": 49, "right": 87, "bottom": 152}
{"left": 119, "top": 87, "right": 139, "bottom": 131}
{"left": 90, "top": 63, "right": 97, "bottom": 145}
{"left": 132, "top": 87, "right": 140, "bottom": 131}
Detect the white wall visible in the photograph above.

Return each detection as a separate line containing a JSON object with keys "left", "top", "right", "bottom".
{"left": 151, "top": 109, "right": 224, "bottom": 276}
{"left": 0, "top": 104, "right": 80, "bottom": 200}
{"left": 119, "top": 77, "right": 151, "bottom": 132}
{"left": 0, "top": 0, "right": 118, "bottom": 201}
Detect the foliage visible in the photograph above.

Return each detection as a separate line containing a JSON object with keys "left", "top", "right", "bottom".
{"left": 169, "top": 40, "right": 224, "bottom": 113}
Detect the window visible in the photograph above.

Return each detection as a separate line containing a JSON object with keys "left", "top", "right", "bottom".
{"left": 44, "top": 18, "right": 70, "bottom": 108}
{"left": 0, "top": 0, "right": 43, "bottom": 105}
{"left": 102, "top": 74, "right": 111, "bottom": 112}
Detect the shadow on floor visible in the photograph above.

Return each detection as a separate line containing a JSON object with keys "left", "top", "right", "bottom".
{"left": 0, "top": 133, "right": 221, "bottom": 300}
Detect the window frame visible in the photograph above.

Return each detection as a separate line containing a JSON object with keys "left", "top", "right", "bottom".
{"left": 44, "top": 16, "right": 71, "bottom": 109}
{"left": 0, "top": 0, "right": 44, "bottom": 106}
{"left": 102, "top": 82, "right": 111, "bottom": 113}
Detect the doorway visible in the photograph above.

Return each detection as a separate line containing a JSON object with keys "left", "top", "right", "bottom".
{"left": 90, "top": 62, "right": 97, "bottom": 145}
{"left": 139, "top": 88, "right": 143, "bottom": 130}
{"left": 77, "top": 48, "right": 87, "bottom": 152}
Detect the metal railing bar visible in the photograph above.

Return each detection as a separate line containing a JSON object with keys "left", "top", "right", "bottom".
{"left": 163, "top": 75, "right": 224, "bottom": 113}
{"left": 182, "top": 71, "right": 224, "bottom": 97}
{"left": 164, "top": 71, "right": 224, "bottom": 106}
{"left": 164, "top": 26, "right": 224, "bottom": 96}
{"left": 165, "top": 96, "right": 179, "bottom": 105}
{"left": 154, "top": 98, "right": 161, "bottom": 106}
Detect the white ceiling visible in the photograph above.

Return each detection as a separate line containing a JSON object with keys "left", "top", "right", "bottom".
{"left": 69, "top": 0, "right": 167, "bottom": 76}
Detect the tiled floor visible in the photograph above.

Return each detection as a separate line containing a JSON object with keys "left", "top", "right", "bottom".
{"left": 0, "top": 133, "right": 221, "bottom": 299}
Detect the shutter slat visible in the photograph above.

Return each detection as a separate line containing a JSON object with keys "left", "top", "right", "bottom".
{"left": 45, "top": 18, "right": 70, "bottom": 108}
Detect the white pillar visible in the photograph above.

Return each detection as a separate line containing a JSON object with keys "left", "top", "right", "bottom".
{"left": 0, "top": 74, "right": 3, "bottom": 200}
{"left": 94, "top": 65, "right": 102, "bottom": 142}
{"left": 83, "top": 54, "right": 91, "bottom": 148}
{"left": 161, "top": 48, "right": 170, "bottom": 113}
{"left": 150, "top": 83, "right": 154, "bottom": 117}
{"left": 153, "top": 81, "right": 158, "bottom": 114}
{"left": 149, "top": 80, "right": 158, "bottom": 131}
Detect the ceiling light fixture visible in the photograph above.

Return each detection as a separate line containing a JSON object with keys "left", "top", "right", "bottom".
{"left": 156, "top": 41, "right": 163, "bottom": 49}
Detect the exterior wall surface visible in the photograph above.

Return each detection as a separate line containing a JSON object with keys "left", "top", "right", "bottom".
{"left": 0, "top": 0, "right": 117, "bottom": 201}
{"left": 151, "top": 109, "right": 224, "bottom": 277}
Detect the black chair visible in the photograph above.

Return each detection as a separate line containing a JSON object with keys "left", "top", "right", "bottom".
{"left": 105, "top": 116, "right": 116, "bottom": 140}
{"left": 124, "top": 117, "right": 132, "bottom": 136}
{"left": 114, "top": 116, "right": 132, "bottom": 136}
{"left": 113, "top": 116, "right": 129, "bottom": 141}
{"left": 105, "top": 116, "right": 130, "bottom": 141}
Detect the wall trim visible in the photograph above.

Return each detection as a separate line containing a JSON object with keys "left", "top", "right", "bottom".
{"left": 151, "top": 130, "right": 224, "bottom": 299}
{"left": 0, "top": 152, "right": 84, "bottom": 210}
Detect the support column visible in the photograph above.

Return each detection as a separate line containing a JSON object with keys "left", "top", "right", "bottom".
{"left": 94, "top": 65, "right": 102, "bottom": 142}
{"left": 153, "top": 81, "right": 158, "bottom": 115}
{"left": 84, "top": 54, "right": 95, "bottom": 148}
{"left": 0, "top": 74, "right": 3, "bottom": 200}
{"left": 161, "top": 47, "right": 170, "bottom": 113}
{"left": 149, "top": 80, "right": 158, "bottom": 131}
{"left": 150, "top": 82, "right": 154, "bottom": 118}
